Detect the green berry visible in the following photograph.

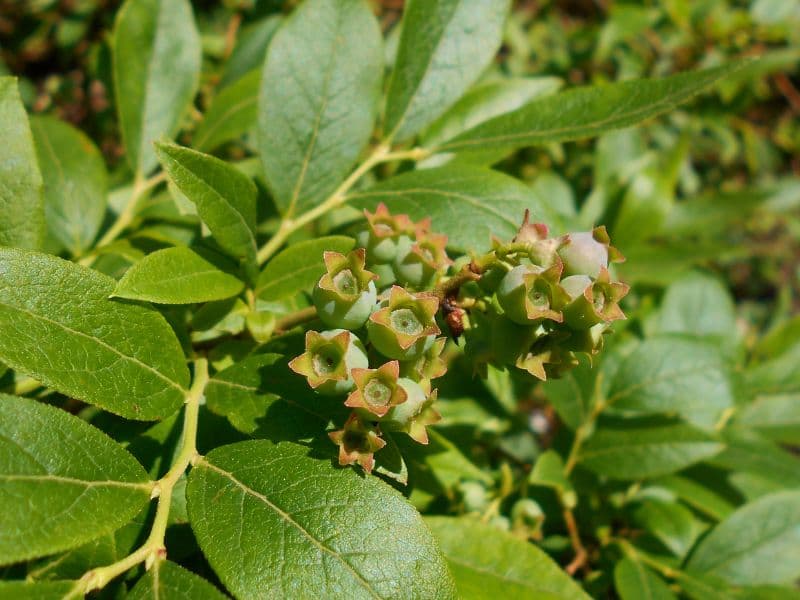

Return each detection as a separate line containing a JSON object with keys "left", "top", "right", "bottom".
{"left": 367, "top": 286, "right": 440, "bottom": 360}
{"left": 496, "top": 264, "right": 568, "bottom": 325}
{"left": 329, "top": 413, "right": 386, "bottom": 474}
{"left": 345, "top": 360, "right": 407, "bottom": 417}
{"left": 394, "top": 230, "right": 451, "bottom": 289}
{"left": 561, "top": 268, "right": 629, "bottom": 330}
{"left": 379, "top": 378, "right": 440, "bottom": 443}
{"left": 288, "top": 329, "right": 368, "bottom": 395}
{"left": 356, "top": 203, "right": 414, "bottom": 264}
{"left": 313, "top": 249, "right": 377, "bottom": 330}
{"left": 558, "top": 226, "right": 623, "bottom": 277}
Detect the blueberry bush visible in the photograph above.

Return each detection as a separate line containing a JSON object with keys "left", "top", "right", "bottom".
{"left": 0, "top": 1, "right": 799, "bottom": 598}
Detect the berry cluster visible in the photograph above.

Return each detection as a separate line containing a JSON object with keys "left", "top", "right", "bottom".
{"left": 463, "top": 213, "right": 629, "bottom": 380}
{"left": 290, "top": 205, "right": 450, "bottom": 474}
{"left": 289, "top": 205, "right": 629, "bottom": 474}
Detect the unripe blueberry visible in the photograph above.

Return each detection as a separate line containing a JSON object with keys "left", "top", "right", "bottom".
{"left": 313, "top": 249, "right": 377, "bottom": 330}
{"left": 394, "top": 228, "right": 451, "bottom": 290}
{"left": 345, "top": 361, "right": 407, "bottom": 418}
{"left": 356, "top": 203, "right": 415, "bottom": 264}
{"left": 379, "top": 378, "right": 440, "bottom": 443}
{"left": 288, "top": 329, "right": 368, "bottom": 395}
{"left": 511, "top": 211, "right": 564, "bottom": 268}
{"left": 488, "top": 312, "right": 538, "bottom": 367}
{"left": 557, "top": 226, "right": 623, "bottom": 277}
{"left": 515, "top": 334, "right": 578, "bottom": 380}
{"left": 367, "top": 286, "right": 441, "bottom": 360}
{"left": 496, "top": 264, "right": 568, "bottom": 325}
{"left": 328, "top": 412, "right": 386, "bottom": 474}
{"left": 370, "top": 262, "right": 397, "bottom": 289}
{"left": 399, "top": 337, "right": 448, "bottom": 390}
{"left": 561, "top": 268, "right": 629, "bottom": 331}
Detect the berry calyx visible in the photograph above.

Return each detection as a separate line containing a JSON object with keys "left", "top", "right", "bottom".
{"left": 400, "top": 336, "right": 448, "bottom": 391}
{"left": 394, "top": 227, "right": 451, "bottom": 289}
{"left": 328, "top": 413, "right": 386, "bottom": 474}
{"left": 379, "top": 379, "right": 440, "bottom": 444}
{"left": 313, "top": 249, "right": 377, "bottom": 330}
{"left": 367, "top": 286, "right": 441, "bottom": 360}
{"left": 356, "top": 202, "right": 415, "bottom": 264}
{"left": 345, "top": 361, "right": 407, "bottom": 417}
{"left": 496, "top": 263, "right": 569, "bottom": 325}
{"left": 562, "top": 268, "right": 629, "bottom": 330}
{"left": 288, "top": 329, "right": 368, "bottom": 395}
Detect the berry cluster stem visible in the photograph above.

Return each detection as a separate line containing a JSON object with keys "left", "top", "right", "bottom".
{"left": 256, "top": 145, "right": 430, "bottom": 266}
{"left": 66, "top": 358, "right": 209, "bottom": 597}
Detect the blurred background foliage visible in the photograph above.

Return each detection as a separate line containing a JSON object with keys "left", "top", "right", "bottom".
{"left": 1, "top": 1, "right": 799, "bottom": 595}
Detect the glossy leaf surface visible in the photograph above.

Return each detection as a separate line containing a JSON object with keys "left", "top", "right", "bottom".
{"left": 0, "top": 248, "right": 189, "bottom": 419}
{"left": 187, "top": 440, "right": 456, "bottom": 599}
{"left": 113, "top": 246, "right": 244, "bottom": 304}
{"left": 30, "top": 116, "right": 107, "bottom": 256}
{"left": 258, "top": 0, "right": 382, "bottom": 215}
{"left": 0, "top": 77, "right": 44, "bottom": 250}
{"left": 113, "top": 0, "right": 200, "bottom": 175}
{"left": 0, "top": 395, "right": 151, "bottom": 564}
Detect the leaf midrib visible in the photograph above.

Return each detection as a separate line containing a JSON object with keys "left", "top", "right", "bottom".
{"left": 197, "top": 459, "right": 383, "bottom": 600}
{"left": 0, "top": 299, "right": 187, "bottom": 394}
{"left": 437, "top": 71, "right": 726, "bottom": 151}
{"left": 0, "top": 473, "right": 152, "bottom": 489}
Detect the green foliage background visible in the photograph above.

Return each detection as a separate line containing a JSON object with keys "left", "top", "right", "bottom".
{"left": 0, "top": 1, "right": 798, "bottom": 599}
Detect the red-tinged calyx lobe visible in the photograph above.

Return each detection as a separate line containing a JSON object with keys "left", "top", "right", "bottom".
{"left": 329, "top": 413, "right": 386, "bottom": 474}
{"left": 356, "top": 202, "right": 415, "bottom": 264}
{"left": 318, "top": 248, "right": 376, "bottom": 299}
{"left": 367, "top": 286, "right": 440, "bottom": 360}
{"left": 313, "top": 249, "right": 378, "bottom": 329}
{"left": 394, "top": 224, "right": 452, "bottom": 289}
{"left": 288, "top": 329, "right": 367, "bottom": 395}
{"left": 345, "top": 361, "right": 407, "bottom": 417}
{"left": 562, "top": 268, "right": 629, "bottom": 330}
{"left": 400, "top": 337, "right": 448, "bottom": 391}
{"left": 497, "top": 263, "right": 570, "bottom": 325}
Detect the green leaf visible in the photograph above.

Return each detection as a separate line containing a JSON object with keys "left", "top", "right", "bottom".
{"left": 529, "top": 450, "right": 577, "bottom": 508}
{"left": 541, "top": 357, "right": 596, "bottom": 430}
{"left": 614, "top": 558, "right": 677, "bottom": 600}
{"left": 349, "top": 165, "right": 562, "bottom": 253}
{"left": 155, "top": 142, "right": 258, "bottom": 281}
{"left": 656, "top": 475, "right": 735, "bottom": 521}
{"left": 606, "top": 336, "right": 733, "bottom": 429}
{"left": 194, "top": 69, "right": 259, "bottom": 152}
{"left": 187, "top": 440, "right": 456, "bottom": 599}
{"left": 384, "top": 0, "right": 511, "bottom": 142}
{"left": 113, "top": 247, "right": 244, "bottom": 304}
{"left": 113, "top": 0, "right": 201, "bottom": 175}
{"left": 30, "top": 116, "right": 108, "bottom": 257}
{"left": 0, "top": 248, "right": 189, "bottom": 419}
{"left": 705, "top": 428, "right": 800, "bottom": 488}
{"left": 255, "top": 236, "right": 355, "bottom": 301}
{"left": 632, "top": 498, "right": 704, "bottom": 559}
{"left": 579, "top": 419, "right": 723, "bottom": 480}
{"left": 220, "top": 15, "right": 281, "bottom": 88}
{"left": 0, "top": 77, "right": 44, "bottom": 250}
{"left": 425, "top": 516, "right": 590, "bottom": 599}
{"left": 205, "top": 352, "right": 334, "bottom": 440}
{"left": 0, "top": 395, "right": 152, "bottom": 564}
{"left": 739, "top": 394, "right": 800, "bottom": 444}
{"left": 653, "top": 272, "right": 739, "bottom": 350}
{"left": 128, "top": 561, "right": 227, "bottom": 600}
{"left": 0, "top": 580, "right": 76, "bottom": 599}
{"left": 434, "top": 62, "right": 745, "bottom": 154}
{"left": 258, "top": 0, "right": 382, "bottom": 215}
{"left": 687, "top": 491, "right": 800, "bottom": 586}
{"left": 422, "top": 77, "right": 563, "bottom": 154}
